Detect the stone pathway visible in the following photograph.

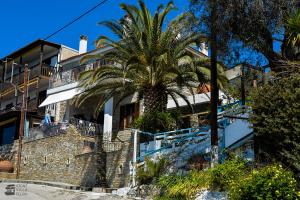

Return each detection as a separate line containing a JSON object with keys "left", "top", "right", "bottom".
{"left": 0, "top": 182, "right": 133, "bottom": 200}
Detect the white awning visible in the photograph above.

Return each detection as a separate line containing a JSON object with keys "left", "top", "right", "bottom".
{"left": 39, "top": 88, "right": 81, "bottom": 107}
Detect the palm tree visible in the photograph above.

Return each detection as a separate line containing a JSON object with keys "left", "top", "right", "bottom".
{"left": 76, "top": 0, "right": 227, "bottom": 117}
{"left": 287, "top": 10, "right": 300, "bottom": 47}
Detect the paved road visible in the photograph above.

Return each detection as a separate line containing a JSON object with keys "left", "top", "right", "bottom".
{"left": 0, "top": 182, "right": 133, "bottom": 200}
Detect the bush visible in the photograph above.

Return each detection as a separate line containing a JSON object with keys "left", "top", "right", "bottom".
{"left": 137, "top": 157, "right": 170, "bottom": 185}
{"left": 250, "top": 71, "right": 300, "bottom": 174}
{"left": 229, "top": 164, "right": 299, "bottom": 200}
{"left": 134, "top": 111, "right": 181, "bottom": 132}
{"left": 156, "top": 158, "right": 300, "bottom": 200}
{"left": 157, "top": 158, "right": 246, "bottom": 199}
{"left": 157, "top": 170, "right": 210, "bottom": 200}
{"left": 209, "top": 158, "right": 247, "bottom": 191}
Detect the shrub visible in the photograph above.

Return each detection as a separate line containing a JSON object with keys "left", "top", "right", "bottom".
{"left": 157, "top": 170, "right": 210, "bottom": 200}
{"left": 229, "top": 164, "right": 299, "bottom": 200}
{"left": 209, "top": 157, "right": 247, "bottom": 191}
{"left": 156, "top": 158, "right": 245, "bottom": 199}
{"left": 137, "top": 157, "right": 170, "bottom": 185}
{"left": 134, "top": 111, "right": 181, "bottom": 132}
{"left": 250, "top": 71, "right": 300, "bottom": 174}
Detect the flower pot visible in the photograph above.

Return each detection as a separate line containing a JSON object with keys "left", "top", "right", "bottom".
{"left": 82, "top": 145, "right": 92, "bottom": 154}
{"left": 0, "top": 160, "right": 14, "bottom": 173}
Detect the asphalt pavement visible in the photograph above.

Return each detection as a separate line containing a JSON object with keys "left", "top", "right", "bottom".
{"left": 0, "top": 182, "right": 133, "bottom": 200}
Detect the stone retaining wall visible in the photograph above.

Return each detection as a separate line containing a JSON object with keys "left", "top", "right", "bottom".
{"left": 20, "top": 125, "right": 95, "bottom": 186}
{"left": 106, "top": 130, "right": 133, "bottom": 188}
{"left": 13, "top": 125, "right": 134, "bottom": 188}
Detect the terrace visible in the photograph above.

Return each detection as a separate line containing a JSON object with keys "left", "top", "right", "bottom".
{"left": 26, "top": 117, "right": 103, "bottom": 141}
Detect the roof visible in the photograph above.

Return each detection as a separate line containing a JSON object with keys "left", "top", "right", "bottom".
{"left": 59, "top": 44, "right": 207, "bottom": 65}
{"left": 1, "top": 39, "right": 61, "bottom": 61}
{"left": 59, "top": 46, "right": 111, "bottom": 65}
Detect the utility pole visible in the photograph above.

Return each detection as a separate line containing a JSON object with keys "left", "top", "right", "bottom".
{"left": 209, "top": 0, "right": 219, "bottom": 167}
{"left": 16, "top": 64, "right": 28, "bottom": 179}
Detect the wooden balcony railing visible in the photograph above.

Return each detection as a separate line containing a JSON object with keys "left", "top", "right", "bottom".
{"left": 4, "top": 64, "right": 54, "bottom": 85}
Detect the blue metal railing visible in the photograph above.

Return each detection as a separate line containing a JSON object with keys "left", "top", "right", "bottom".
{"left": 135, "top": 100, "right": 249, "bottom": 161}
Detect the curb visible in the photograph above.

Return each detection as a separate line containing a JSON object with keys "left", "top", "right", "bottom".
{"left": 0, "top": 179, "right": 81, "bottom": 190}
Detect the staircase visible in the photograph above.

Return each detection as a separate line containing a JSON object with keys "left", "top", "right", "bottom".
{"left": 135, "top": 101, "right": 252, "bottom": 167}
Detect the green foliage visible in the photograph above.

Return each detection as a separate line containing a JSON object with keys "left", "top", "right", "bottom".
{"left": 157, "top": 158, "right": 246, "bottom": 199}
{"left": 157, "top": 170, "right": 210, "bottom": 200}
{"left": 250, "top": 71, "right": 300, "bottom": 174}
{"left": 190, "top": 0, "right": 295, "bottom": 69}
{"left": 287, "top": 9, "right": 300, "bottom": 47}
{"left": 137, "top": 157, "right": 169, "bottom": 185}
{"left": 133, "top": 111, "right": 181, "bottom": 132}
{"left": 209, "top": 158, "right": 247, "bottom": 191}
{"left": 156, "top": 158, "right": 299, "bottom": 200}
{"left": 229, "top": 165, "right": 299, "bottom": 200}
{"left": 75, "top": 1, "right": 229, "bottom": 116}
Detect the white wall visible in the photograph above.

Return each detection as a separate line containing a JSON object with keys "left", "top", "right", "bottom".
{"left": 224, "top": 113, "right": 253, "bottom": 148}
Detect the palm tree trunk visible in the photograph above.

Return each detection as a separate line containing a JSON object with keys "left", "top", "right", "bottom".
{"left": 210, "top": 0, "right": 219, "bottom": 167}
{"left": 143, "top": 85, "right": 168, "bottom": 114}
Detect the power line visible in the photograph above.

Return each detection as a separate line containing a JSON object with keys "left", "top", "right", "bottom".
{"left": 44, "top": 0, "right": 110, "bottom": 40}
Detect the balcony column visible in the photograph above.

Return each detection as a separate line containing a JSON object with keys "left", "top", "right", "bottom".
{"left": 16, "top": 56, "right": 23, "bottom": 106}
{"left": 39, "top": 44, "right": 44, "bottom": 72}
{"left": 37, "top": 44, "right": 43, "bottom": 112}
{"left": 103, "top": 97, "right": 113, "bottom": 141}
{"left": 63, "top": 100, "right": 70, "bottom": 122}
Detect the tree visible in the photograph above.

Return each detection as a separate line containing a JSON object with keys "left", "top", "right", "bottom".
{"left": 76, "top": 0, "right": 227, "bottom": 116}
{"left": 286, "top": 10, "right": 300, "bottom": 47}
{"left": 250, "top": 69, "right": 300, "bottom": 175}
{"left": 283, "top": 9, "right": 300, "bottom": 60}
{"left": 190, "top": 0, "right": 296, "bottom": 71}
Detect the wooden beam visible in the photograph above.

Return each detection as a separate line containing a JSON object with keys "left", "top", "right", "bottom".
{"left": 0, "top": 118, "right": 17, "bottom": 126}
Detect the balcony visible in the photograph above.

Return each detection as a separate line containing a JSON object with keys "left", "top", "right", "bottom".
{"left": 3, "top": 64, "right": 54, "bottom": 85}
{"left": 49, "top": 59, "right": 112, "bottom": 88}
{"left": 49, "top": 63, "right": 96, "bottom": 88}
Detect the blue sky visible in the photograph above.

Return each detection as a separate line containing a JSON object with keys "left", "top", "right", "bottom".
{"left": 0, "top": 0, "right": 188, "bottom": 58}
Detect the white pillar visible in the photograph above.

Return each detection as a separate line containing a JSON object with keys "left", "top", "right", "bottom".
{"left": 64, "top": 100, "right": 70, "bottom": 122}
{"left": 132, "top": 130, "right": 138, "bottom": 187}
{"left": 103, "top": 97, "right": 113, "bottom": 141}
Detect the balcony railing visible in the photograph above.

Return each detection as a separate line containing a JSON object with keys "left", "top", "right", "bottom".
{"left": 49, "top": 59, "right": 113, "bottom": 88}
{"left": 50, "top": 62, "right": 99, "bottom": 88}
{"left": 69, "top": 117, "right": 103, "bottom": 137}
{"left": 27, "top": 122, "right": 69, "bottom": 141}
{"left": 26, "top": 118, "right": 103, "bottom": 141}
{"left": 4, "top": 64, "right": 54, "bottom": 85}
{"left": 0, "top": 103, "right": 21, "bottom": 115}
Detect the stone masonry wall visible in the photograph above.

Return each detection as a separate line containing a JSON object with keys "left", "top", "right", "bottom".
{"left": 106, "top": 130, "right": 133, "bottom": 188}
{"left": 20, "top": 126, "right": 97, "bottom": 187}
{"left": 0, "top": 142, "right": 18, "bottom": 179}
{"left": 18, "top": 125, "right": 134, "bottom": 188}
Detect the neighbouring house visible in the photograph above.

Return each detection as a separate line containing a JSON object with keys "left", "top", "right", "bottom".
{"left": 222, "top": 64, "right": 267, "bottom": 160}
{"left": 0, "top": 39, "right": 78, "bottom": 178}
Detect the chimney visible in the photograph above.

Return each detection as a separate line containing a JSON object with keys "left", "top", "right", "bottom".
{"left": 199, "top": 42, "right": 208, "bottom": 56}
{"left": 79, "top": 35, "right": 88, "bottom": 54}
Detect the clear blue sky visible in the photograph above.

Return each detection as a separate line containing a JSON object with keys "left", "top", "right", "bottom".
{"left": 0, "top": 0, "right": 188, "bottom": 58}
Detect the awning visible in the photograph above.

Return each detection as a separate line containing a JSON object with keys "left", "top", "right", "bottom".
{"left": 39, "top": 88, "right": 81, "bottom": 107}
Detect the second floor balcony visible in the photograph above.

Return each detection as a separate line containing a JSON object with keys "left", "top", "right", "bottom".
{"left": 3, "top": 63, "right": 53, "bottom": 86}
{"left": 50, "top": 59, "right": 112, "bottom": 88}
